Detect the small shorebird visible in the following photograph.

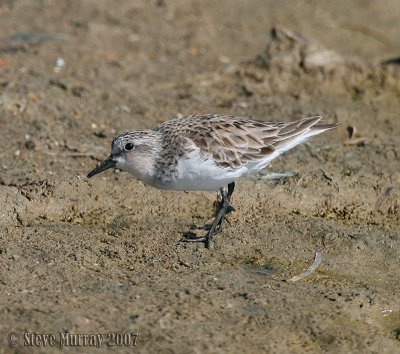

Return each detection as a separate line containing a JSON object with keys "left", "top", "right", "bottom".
{"left": 88, "top": 114, "right": 337, "bottom": 248}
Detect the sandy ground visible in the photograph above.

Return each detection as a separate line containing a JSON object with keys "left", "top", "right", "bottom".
{"left": 0, "top": 1, "right": 400, "bottom": 353}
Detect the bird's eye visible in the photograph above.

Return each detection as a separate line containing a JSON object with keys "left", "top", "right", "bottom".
{"left": 124, "top": 143, "right": 134, "bottom": 151}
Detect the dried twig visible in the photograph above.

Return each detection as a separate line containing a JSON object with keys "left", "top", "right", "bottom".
{"left": 321, "top": 169, "right": 339, "bottom": 191}
{"left": 343, "top": 137, "right": 369, "bottom": 146}
{"left": 374, "top": 186, "right": 394, "bottom": 212}
{"left": 289, "top": 251, "right": 322, "bottom": 282}
{"left": 304, "top": 143, "right": 324, "bottom": 163}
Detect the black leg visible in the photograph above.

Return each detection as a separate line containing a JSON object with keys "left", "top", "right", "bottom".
{"left": 205, "top": 182, "right": 235, "bottom": 248}
{"left": 182, "top": 182, "right": 235, "bottom": 248}
{"left": 227, "top": 181, "right": 235, "bottom": 199}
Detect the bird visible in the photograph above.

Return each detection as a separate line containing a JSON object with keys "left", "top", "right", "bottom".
{"left": 87, "top": 114, "right": 337, "bottom": 248}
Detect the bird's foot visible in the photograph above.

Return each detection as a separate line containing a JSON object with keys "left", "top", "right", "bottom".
{"left": 181, "top": 232, "right": 207, "bottom": 243}
{"left": 189, "top": 206, "right": 234, "bottom": 231}
{"left": 181, "top": 224, "right": 223, "bottom": 245}
{"left": 182, "top": 182, "right": 236, "bottom": 248}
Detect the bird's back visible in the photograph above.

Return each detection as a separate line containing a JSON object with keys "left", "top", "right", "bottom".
{"left": 155, "top": 114, "right": 336, "bottom": 170}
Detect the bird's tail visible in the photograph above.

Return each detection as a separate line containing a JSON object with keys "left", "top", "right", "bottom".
{"left": 274, "top": 116, "right": 338, "bottom": 151}
{"left": 252, "top": 116, "right": 337, "bottom": 171}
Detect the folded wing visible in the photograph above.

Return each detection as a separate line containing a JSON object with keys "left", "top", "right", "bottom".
{"left": 189, "top": 115, "right": 337, "bottom": 169}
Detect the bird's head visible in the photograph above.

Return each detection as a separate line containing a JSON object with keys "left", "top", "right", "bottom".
{"left": 87, "top": 130, "right": 160, "bottom": 180}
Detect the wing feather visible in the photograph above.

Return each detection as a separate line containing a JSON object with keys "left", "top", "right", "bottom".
{"left": 156, "top": 114, "right": 337, "bottom": 170}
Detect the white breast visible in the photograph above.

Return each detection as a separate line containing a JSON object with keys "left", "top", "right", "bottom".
{"left": 161, "top": 148, "right": 248, "bottom": 191}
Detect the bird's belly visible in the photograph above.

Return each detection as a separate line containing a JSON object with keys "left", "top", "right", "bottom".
{"left": 155, "top": 155, "right": 248, "bottom": 191}
{"left": 164, "top": 174, "right": 234, "bottom": 191}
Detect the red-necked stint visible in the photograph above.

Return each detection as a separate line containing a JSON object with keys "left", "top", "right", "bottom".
{"left": 88, "top": 114, "right": 337, "bottom": 248}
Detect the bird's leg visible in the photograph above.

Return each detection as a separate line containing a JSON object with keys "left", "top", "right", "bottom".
{"left": 205, "top": 182, "right": 235, "bottom": 248}
{"left": 182, "top": 182, "right": 235, "bottom": 247}
{"left": 189, "top": 189, "right": 224, "bottom": 231}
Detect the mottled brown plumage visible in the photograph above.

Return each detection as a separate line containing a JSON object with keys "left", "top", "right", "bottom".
{"left": 155, "top": 114, "right": 336, "bottom": 170}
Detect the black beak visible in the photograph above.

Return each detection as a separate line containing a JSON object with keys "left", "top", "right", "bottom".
{"left": 87, "top": 156, "right": 116, "bottom": 178}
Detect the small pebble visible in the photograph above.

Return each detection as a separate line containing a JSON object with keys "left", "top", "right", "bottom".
{"left": 25, "top": 140, "right": 35, "bottom": 150}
